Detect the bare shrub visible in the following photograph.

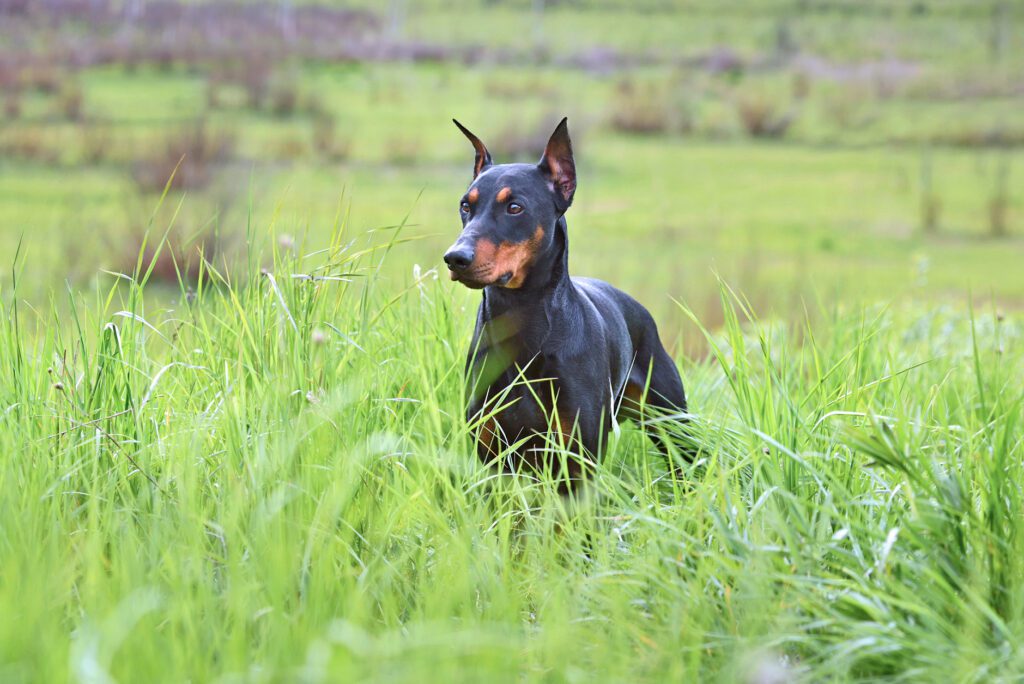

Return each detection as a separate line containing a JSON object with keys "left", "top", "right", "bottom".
{"left": 921, "top": 195, "right": 941, "bottom": 234}
{"left": 131, "top": 120, "right": 236, "bottom": 193}
{"left": 55, "top": 78, "right": 84, "bottom": 121}
{"left": 312, "top": 111, "right": 352, "bottom": 162}
{"left": 929, "top": 127, "right": 1024, "bottom": 149}
{"left": 989, "top": 154, "right": 1011, "bottom": 238}
{"left": 108, "top": 194, "right": 247, "bottom": 288}
{"left": 121, "top": 44, "right": 143, "bottom": 74}
{"left": 734, "top": 88, "right": 797, "bottom": 138}
{"left": 0, "top": 63, "right": 16, "bottom": 91}
{"left": 0, "top": 126, "right": 60, "bottom": 163}
{"left": 903, "top": 72, "right": 1024, "bottom": 101}
{"left": 108, "top": 179, "right": 250, "bottom": 289}
{"left": 774, "top": 17, "right": 799, "bottom": 57}
{"left": 873, "top": 70, "right": 901, "bottom": 99}
{"left": 697, "top": 107, "right": 737, "bottom": 139}
{"left": 132, "top": 244, "right": 194, "bottom": 285}
{"left": 79, "top": 123, "right": 112, "bottom": 165}
{"left": 23, "top": 63, "right": 63, "bottom": 94}
{"left": 670, "top": 93, "right": 700, "bottom": 136}
{"left": 989, "top": 196, "right": 1009, "bottom": 238}
{"left": 791, "top": 70, "right": 812, "bottom": 100}
{"left": 267, "top": 68, "right": 302, "bottom": 117}
{"left": 311, "top": 111, "right": 333, "bottom": 149}
{"left": 3, "top": 89, "right": 21, "bottom": 119}
{"left": 608, "top": 76, "right": 698, "bottom": 137}
{"left": 609, "top": 78, "right": 670, "bottom": 135}
{"left": 207, "top": 60, "right": 294, "bottom": 114}
{"left": 205, "top": 75, "right": 225, "bottom": 109}
{"left": 303, "top": 92, "right": 327, "bottom": 117}
{"left": 109, "top": 227, "right": 221, "bottom": 286}
{"left": 242, "top": 59, "right": 272, "bottom": 109}
{"left": 823, "top": 84, "right": 874, "bottom": 131}
{"left": 152, "top": 45, "right": 176, "bottom": 73}
{"left": 919, "top": 147, "right": 940, "bottom": 235}
{"left": 274, "top": 134, "right": 307, "bottom": 161}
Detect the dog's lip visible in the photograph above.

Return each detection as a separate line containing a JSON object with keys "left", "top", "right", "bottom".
{"left": 455, "top": 277, "right": 487, "bottom": 290}
{"left": 448, "top": 267, "right": 510, "bottom": 289}
{"left": 449, "top": 269, "right": 489, "bottom": 289}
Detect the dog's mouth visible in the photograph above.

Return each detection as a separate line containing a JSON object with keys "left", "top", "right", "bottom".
{"left": 449, "top": 267, "right": 512, "bottom": 289}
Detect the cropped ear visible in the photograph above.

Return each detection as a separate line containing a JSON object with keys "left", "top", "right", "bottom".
{"left": 453, "top": 119, "right": 493, "bottom": 180}
{"left": 537, "top": 117, "right": 576, "bottom": 209}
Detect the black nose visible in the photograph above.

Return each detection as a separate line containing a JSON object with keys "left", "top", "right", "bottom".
{"left": 443, "top": 245, "right": 474, "bottom": 271}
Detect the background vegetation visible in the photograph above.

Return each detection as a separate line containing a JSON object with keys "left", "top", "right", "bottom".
{"left": 0, "top": 1, "right": 1021, "bottom": 681}
{"left": 1, "top": 0, "right": 1021, "bottom": 336}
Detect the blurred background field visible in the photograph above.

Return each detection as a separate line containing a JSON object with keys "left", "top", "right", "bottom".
{"left": 0, "top": 0, "right": 1021, "bottom": 342}
{"left": 4, "top": 4, "right": 1024, "bottom": 681}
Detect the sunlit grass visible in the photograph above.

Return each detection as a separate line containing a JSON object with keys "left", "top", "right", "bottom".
{"left": 0, "top": 206, "right": 1021, "bottom": 682}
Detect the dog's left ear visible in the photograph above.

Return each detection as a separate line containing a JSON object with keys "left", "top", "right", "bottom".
{"left": 538, "top": 117, "right": 576, "bottom": 210}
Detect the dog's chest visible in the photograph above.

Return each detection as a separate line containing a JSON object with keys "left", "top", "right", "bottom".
{"left": 470, "top": 348, "right": 563, "bottom": 436}
{"left": 493, "top": 386, "right": 549, "bottom": 442}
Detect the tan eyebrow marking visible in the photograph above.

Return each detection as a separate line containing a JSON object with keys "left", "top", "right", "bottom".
{"left": 468, "top": 187, "right": 479, "bottom": 203}
{"left": 496, "top": 187, "right": 512, "bottom": 203}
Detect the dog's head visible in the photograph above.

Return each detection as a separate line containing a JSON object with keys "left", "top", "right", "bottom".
{"left": 443, "top": 118, "right": 576, "bottom": 290}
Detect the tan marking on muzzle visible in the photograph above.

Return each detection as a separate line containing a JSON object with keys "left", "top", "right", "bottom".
{"left": 471, "top": 225, "right": 545, "bottom": 289}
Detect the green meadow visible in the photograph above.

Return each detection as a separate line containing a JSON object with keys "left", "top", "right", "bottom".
{"left": 2, "top": 226, "right": 1022, "bottom": 682}
{"left": 1, "top": 1, "right": 1023, "bottom": 681}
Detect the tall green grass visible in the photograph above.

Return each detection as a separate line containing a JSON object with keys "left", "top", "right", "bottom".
{"left": 0, "top": 215, "right": 1021, "bottom": 682}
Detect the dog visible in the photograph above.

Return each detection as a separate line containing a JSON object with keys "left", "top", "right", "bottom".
{"left": 444, "top": 117, "right": 689, "bottom": 486}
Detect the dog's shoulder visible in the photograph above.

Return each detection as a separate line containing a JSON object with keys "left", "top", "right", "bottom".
{"left": 572, "top": 276, "right": 648, "bottom": 316}
{"left": 572, "top": 276, "right": 660, "bottom": 340}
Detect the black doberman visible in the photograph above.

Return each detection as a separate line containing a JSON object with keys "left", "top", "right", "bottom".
{"left": 444, "top": 117, "right": 689, "bottom": 485}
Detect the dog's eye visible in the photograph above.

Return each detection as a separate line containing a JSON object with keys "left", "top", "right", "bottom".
{"left": 460, "top": 201, "right": 470, "bottom": 214}
{"left": 507, "top": 202, "right": 523, "bottom": 215}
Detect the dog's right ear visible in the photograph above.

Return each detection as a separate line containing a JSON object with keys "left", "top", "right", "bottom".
{"left": 538, "top": 117, "right": 576, "bottom": 211}
{"left": 453, "top": 119, "right": 493, "bottom": 180}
